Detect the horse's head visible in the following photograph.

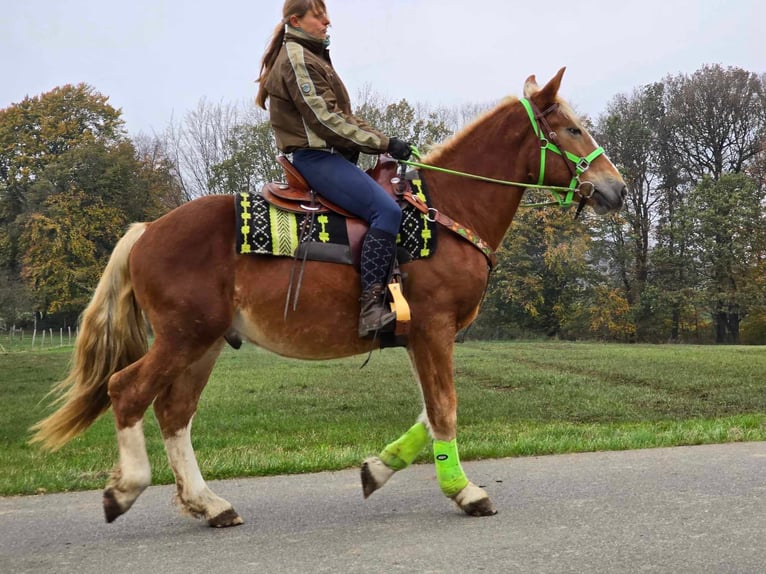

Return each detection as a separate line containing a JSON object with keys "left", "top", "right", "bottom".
{"left": 522, "top": 67, "right": 627, "bottom": 215}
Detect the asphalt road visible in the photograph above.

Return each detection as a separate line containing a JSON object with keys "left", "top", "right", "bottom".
{"left": 2, "top": 442, "right": 765, "bottom": 574}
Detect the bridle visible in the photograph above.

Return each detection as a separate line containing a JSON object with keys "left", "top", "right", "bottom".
{"left": 518, "top": 98, "right": 605, "bottom": 218}
{"left": 401, "top": 97, "right": 605, "bottom": 215}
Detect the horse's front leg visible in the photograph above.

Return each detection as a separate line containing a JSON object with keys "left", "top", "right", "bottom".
{"left": 408, "top": 323, "right": 496, "bottom": 516}
{"left": 361, "top": 416, "right": 430, "bottom": 497}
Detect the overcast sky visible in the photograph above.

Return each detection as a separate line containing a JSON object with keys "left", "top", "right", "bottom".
{"left": 3, "top": 0, "right": 764, "bottom": 136}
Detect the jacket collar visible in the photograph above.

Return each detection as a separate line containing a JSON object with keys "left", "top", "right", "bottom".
{"left": 285, "top": 26, "right": 329, "bottom": 57}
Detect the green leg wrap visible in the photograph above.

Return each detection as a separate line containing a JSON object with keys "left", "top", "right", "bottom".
{"left": 378, "top": 422, "right": 429, "bottom": 471}
{"left": 434, "top": 438, "right": 469, "bottom": 497}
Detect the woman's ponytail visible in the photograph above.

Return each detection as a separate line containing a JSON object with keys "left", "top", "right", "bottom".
{"left": 255, "top": 22, "right": 286, "bottom": 109}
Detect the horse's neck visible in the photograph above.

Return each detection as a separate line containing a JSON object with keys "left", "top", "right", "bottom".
{"left": 425, "top": 105, "right": 528, "bottom": 250}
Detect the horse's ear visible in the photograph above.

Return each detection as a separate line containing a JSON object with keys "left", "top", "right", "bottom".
{"left": 523, "top": 74, "right": 540, "bottom": 98}
{"left": 536, "top": 67, "right": 566, "bottom": 106}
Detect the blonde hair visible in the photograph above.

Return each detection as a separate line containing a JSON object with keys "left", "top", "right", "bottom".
{"left": 256, "top": 0, "right": 328, "bottom": 109}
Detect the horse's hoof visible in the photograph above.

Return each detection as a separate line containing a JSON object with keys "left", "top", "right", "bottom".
{"left": 460, "top": 497, "right": 497, "bottom": 517}
{"left": 103, "top": 489, "right": 124, "bottom": 523}
{"left": 207, "top": 508, "right": 244, "bottom": 528}
{"left": 454, "top": 482, "right": 497, "bottom": 517}
{"left": 361, "top": 457, "right": 395, "bottom": 498}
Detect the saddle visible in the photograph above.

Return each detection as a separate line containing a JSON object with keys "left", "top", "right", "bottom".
{"left": 261, "top": 155, "right": 391, "bottom": 218}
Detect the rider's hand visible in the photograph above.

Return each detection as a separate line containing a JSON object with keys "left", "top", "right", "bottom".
{"left": 387, "top": 137, "right": 413, "bottom": 161}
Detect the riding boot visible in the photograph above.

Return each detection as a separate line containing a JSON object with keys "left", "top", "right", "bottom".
{"left": 358, "top": 228, "right": 397, "bottom": 338}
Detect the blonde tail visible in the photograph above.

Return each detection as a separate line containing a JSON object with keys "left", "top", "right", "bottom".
{"left": 30, "top": 223, "right": 150, "bottom": 451}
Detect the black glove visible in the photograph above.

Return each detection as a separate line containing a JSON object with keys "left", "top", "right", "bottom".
{"left": 387, "top": 137, "right": 413, "bottom": 161}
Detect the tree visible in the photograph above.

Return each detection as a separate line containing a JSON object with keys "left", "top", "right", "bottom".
{"left": 20, "top": 189, "right": 125, "bottom": 323}
{"left": 687, "top": 174, "right": 766, "bottom": 343}
{"left": 0, "top": 84, "right": 126, "bottom": 271}
{"left": 0, "top": 84, "right": 180, "bottom": 324}
{"left": 485, "top": 207, "right": 593, "bottom": 338}
{"left": 354, "top": 89, "right": 453, "bottom": 169}
{"left": 163, "top": 99, "right": 245, "bottom": 199}
{"left": 664, "top": 65, "right": 766, "bottom": 181}
{"left": 662, "top": 65, "right": 766, "bottom": 342}
{"left": 208, "top": 121, "right": 282, "bottom": 195}
{"left": 595, "top": 84, "right": 665, "bottom": 339}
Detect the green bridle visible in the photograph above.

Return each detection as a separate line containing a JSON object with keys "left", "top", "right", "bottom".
{"left": 400, "top": 97, "right": 605, "bottom": 209}
{"left": 392, "top": 96, "right": 608, "bottom": 266}
{"left": 518, "top": 97, "right": 605, "bottom": 208}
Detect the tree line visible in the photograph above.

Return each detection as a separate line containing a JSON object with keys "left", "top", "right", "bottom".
{"left": 1, "top": 64, "right": 764, "bottom": 343}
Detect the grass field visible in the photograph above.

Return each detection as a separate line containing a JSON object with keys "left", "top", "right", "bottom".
{"left": 1, "top": 341, "right": 764, "bottom": 496}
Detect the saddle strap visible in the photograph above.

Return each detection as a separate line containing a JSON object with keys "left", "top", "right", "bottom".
{"left": 398, "top": 190, "right": 497, "bottom": 269}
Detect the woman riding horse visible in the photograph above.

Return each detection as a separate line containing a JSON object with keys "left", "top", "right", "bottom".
{"left": 257, "top": 0, "right": 413, "bottom": 337}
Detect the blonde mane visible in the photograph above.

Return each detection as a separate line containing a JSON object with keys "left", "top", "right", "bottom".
{"left": 422, "top": 96, "right": 518, "bottom": 164}
{"left": 422, "top": 93, "right": 580, "bottom": 165}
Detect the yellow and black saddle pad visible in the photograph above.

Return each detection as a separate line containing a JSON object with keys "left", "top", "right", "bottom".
{"left": 235, "top": 178, "right": 437, "bottom": 264}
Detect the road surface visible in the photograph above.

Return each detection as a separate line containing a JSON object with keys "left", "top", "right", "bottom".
{"left": 1, "top": 442, "right": 765, "bottom": 573}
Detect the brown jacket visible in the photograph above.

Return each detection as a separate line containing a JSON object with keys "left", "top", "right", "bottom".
{"left": 263, "top": 27, "right": 389, "bottom": 162}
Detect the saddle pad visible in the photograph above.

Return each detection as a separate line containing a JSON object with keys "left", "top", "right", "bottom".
{"left": 235, "top": 178, "right": 437, "bottom": 260}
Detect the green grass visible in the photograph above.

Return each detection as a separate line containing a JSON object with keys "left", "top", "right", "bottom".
{"left": 1, "top": 341, "right": 765, "bottom": 496}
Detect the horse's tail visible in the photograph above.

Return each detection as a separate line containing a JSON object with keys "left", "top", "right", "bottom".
{"left": 30, "top": 222, "right": 150, "bottom": 451}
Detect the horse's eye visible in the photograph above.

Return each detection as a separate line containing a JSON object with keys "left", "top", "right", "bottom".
{"left": 567, "top": 127, "right": 582, "bottom": 136}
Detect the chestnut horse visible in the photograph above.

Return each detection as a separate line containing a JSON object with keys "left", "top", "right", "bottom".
{"left": 31, "top": 68, "right": 626, "bottom": 527}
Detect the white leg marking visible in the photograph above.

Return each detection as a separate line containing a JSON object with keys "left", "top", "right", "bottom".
{"left": 113, "top": 419, "right": 151, "bottom": 509}
{"left": 163, "top": 418, "right": 233, "bottom": 520}
{"left": 454, "top": 482, "right": 488, "bottom": 506}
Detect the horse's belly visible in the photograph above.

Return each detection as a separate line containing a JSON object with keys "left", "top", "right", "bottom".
{"left": 233, "top": 258, "right": 376, "bottom": 360}
{"left": 236, "top": 307, "right": 376, "bottom": 359}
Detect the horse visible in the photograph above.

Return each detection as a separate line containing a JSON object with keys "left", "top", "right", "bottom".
{"left": 31, "top": 68, "right": 627, "bottom": 527}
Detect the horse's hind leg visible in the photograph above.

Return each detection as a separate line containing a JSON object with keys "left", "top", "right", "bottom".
{"left": 103, "top": 342, "right": 219, "bottom": 523}
{"left": 102, "top": 347, "right": 176, "bottom": 523}
{"left": 152, "top": 342, "right": 243, "bottom": 527}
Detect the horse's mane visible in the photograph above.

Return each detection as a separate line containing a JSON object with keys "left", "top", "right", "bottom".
{"left": 421, "top": 93, "right": 579, "bottom": 165}
{"left": 422, "top": 96, "right": 518, "bottom": 164}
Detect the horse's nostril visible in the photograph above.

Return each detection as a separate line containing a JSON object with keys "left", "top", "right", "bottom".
{"left": 620, "top": 186, "right": 628, "bottom": 199}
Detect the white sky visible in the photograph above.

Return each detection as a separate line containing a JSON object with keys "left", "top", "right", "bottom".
{"left": 2, "top": 0, "right": 764, "bottom": 136}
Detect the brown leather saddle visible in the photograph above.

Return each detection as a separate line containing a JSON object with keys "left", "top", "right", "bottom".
{"left": 261, "top": 155, "right": 407, "bottom": 217}
{"left": 260, "top": 156, "right": 356, "bottom": 217}
{"left": 259, "top": 154, "right": 411, "bottom": 265}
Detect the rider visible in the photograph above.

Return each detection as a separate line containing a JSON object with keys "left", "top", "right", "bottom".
{"left": 256, "top": 0, "right": 413, "bottom": 338}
